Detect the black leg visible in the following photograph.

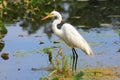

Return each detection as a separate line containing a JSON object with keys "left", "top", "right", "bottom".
{"left": 73, "top": 48, "right": 78, "bottom": 71}
{"left": 72, "top": 48, "right": 75, "bottom": 71}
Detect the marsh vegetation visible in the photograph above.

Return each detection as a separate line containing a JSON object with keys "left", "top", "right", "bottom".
{"left": 0, "top": 0, "right": 120, "bottom": 80}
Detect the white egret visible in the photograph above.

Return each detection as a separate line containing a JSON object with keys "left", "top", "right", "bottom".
{"left": 41, "top": 11, "right": 93, "bottom": 72}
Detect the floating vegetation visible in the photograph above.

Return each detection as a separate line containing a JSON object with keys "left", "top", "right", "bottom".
{"left": 14, "top": 50, "right": 31, "bottom": 58}
{"left": 0, "top": 41, "right": 4, "bottom": 52}
{"left": 13, "top": 46, "right": 57, "bottom": 58}
{"left": 41, "top": 47, "right": 56, "bottom": 65}
{"left": 39, "top": 41, "right": 44, "bottom": 44}
{"left": 39, "top": 48, "right": 120, "bottom": 80}
{"left": 114, "top": 30, "right": 120, "bottom": 36}
{"left": 118, "top": 49, "right": 120, "bottom": 52}
{"left": 52, "top": 41, "right": 60, "bottom": 44}
{"left": 41, "top": 67, "right": 120, "bottom": 80}
{"left": 18, "top": 34, "right": 29, "bottom": 37}
{"left": 76, "top": 67, "right": 120, "bottom": 80}
{"left": 41, "top": 47, "right": 56, "bottom": 54}
{"left": 89, "top": 42, "right": 103, "bottom": 47}
{"left": 1, "top": 53, "right": 9, "bottom": 60}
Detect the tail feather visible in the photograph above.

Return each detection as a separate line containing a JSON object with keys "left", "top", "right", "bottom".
{"left": 88, "top": 50, "right": 94, "bottom": 57}
{"left": 81, "top": 45, "right": 94, "bottom": 57}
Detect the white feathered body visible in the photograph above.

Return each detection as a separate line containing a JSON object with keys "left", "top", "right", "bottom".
{"left": 53, "top": 23, "right": 93, "bottom": 56}
{"left": 50, "top": 11, "right": 93, "bottom": 56}
{"left": 41, "top": 11, "right": 93, "bottom": 71}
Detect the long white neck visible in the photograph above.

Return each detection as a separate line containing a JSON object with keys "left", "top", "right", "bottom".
{"left": 52, "top": 14, "right": 62, "bottom": 37}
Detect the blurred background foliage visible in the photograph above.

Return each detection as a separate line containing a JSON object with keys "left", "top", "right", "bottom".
{"left": 0, "top": 0, "right": 120, "bottom": 34}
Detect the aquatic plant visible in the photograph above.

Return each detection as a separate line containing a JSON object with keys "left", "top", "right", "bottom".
{"left": 0, "top": 20, "right": 7, "bottom": 34}
{"left": 47, "top": 48, "right": 73, "bottom": 80}
{"left": 0, "top": 20, "right": 7, "bottom": 39}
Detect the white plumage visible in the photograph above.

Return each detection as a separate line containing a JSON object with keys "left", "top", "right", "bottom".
{"left": 59, "top": 23, "right": 93, "bottom": 56}
{"left": 41, "top": 11, "right": 93, "bottom": 72}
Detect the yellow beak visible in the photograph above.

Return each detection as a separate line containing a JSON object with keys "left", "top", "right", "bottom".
{"left": 41, "top": 14, "right": 53, "bottom": 21}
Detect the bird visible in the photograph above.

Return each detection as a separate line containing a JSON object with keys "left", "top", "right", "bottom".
{"left": 41, "top": 11, "right": 93, "bottom": 72}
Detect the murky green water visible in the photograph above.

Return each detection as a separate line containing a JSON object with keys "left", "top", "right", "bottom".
{"left": 0, "top": 1, "right": 120, "bottom": 80}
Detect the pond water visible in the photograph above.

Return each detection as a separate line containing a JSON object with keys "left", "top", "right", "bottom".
{"left": 0, "top": 21, "right": 120, "bottom": 80}
{"left": 0, "top": 1, "right": 120, "bottom": 80}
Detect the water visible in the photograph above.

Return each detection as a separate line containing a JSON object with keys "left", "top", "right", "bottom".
{"left": 0, "top": 1, "right": 120, "bottom": 80}
{"left": 0, "top": 21, "right": 120, "bottom": 80}
{"left": 0, "top": 22, "right": 51, "bottom": 80}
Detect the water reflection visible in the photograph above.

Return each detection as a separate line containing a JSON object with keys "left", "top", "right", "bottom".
{"left": 0, "top": 42, "right": 5, "bottom": 52}
{"left": 1, "top": 1, "right": 120, "bottom": 35}
{"left": 67, "top": 1, "right": 120, "bottom": 28}
{"left": 0, "top": 1, "right": 120, "bottom": 80}
{"left": 0, "top": 20, "right": 7, "bottom": 52}
{"left": 0, "top": 20, "right": 7, "bottom": 39}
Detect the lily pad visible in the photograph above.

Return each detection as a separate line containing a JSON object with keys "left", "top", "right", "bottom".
{"left": 41, "top": 47, "right": 57, "bottom": 54}
{"left": 13, "top": 50, "right": 41, "bottom": 58}
{"left": 13, "top": 50, "right": 29, "bottom": 58}
{"left": 13, "top": 47, "right": 57, "bottom": 58}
